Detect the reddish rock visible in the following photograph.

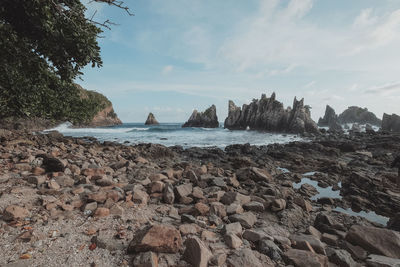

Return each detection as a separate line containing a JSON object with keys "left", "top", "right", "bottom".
{"left": 94, "top": 207, "right": 110, "bottom": 217}
{"left": 3, "top": 205, "right": 29, "bottom": 221}
{"left": 194, "top": 202, "right": 210, "bottom": 215}
{"left": 128, "top": 225, "right": 182, "bottom": 253}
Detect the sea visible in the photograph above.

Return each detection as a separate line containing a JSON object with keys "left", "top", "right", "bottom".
{"left": 46, "top": 122, "right": 303, "bottom": 149}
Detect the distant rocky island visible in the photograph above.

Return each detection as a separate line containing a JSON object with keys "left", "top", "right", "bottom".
{"left": 182, "top": 105, "right": 219, "bottom": 128}
{"left": 145, "top": 113, "right": 159, "bottom": 125}
{"left": 318, "top": 105, "right": 382, "bottom": 132}
{"left": 224, "top": 93, "right": 319, "bottom": 134}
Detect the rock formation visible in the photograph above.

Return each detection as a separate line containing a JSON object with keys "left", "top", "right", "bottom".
{"left": 338, "top": 106, "right": 381, "bottom": 126}
{"left": 145, "top": 113, "right": 159, "bottom": 125}
{"left": 318, "top": 105, "right": 342, "bottom": 132}
{"left": 224, "top": 93, "right": 319, "bottom": 134}
{"left": 381, "top": 113, "right": 400, "bottom": 132}
{"left": 89, "top": 105, "right": 122, "bottom": 127}
{"left": 182, "top": 105, "right": 219, "bottom": 128}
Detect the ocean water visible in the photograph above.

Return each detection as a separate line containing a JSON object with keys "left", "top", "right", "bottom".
{"left": 46, "top": 122, "right": 303, "bottom": 148}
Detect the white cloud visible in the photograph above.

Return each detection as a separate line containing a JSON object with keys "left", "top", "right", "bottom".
{"left": 162, "top": 65, "right": 174, "bottom": 75}
{"left": 365, "top": 81, "right": 400, "bottom": 96}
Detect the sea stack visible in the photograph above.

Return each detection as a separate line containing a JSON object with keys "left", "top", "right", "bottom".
{"left": 318, "top": 105, "right": 342, "bottom": 132}
{"left": 224, "top": 93, "right": 319, "bottom": 134}
{"left": 382, "top": 113, "right": 400, "bottom": 132}
{"left": 145, "top": 113, "right": 159, "bottom": 125}
{"left": 182, "top": 105, "right": 219, "bottom": 128}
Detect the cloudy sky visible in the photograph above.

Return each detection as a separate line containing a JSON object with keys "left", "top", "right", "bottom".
{"left": 80, "top": 0, "right": 400, "bottom": 123}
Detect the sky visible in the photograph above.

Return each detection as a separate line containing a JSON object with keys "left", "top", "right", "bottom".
{"left": 80, "top": 0, "right": 400, "bottom": 123}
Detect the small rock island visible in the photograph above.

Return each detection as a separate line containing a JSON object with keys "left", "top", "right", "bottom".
{"left": 182, "top": 105, "right": 219, "bottom": 128}
{"left": 145, "top": 113, "right": 159, "bottom": 125}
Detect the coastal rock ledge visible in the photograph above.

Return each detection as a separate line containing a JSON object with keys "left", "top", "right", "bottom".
{"left": 224, "top": 93, "right": 319, "bottom": 134}
{"left": 145, "top": 113, "right": 159, "bottom": 125}
{"left": 182, "top": 105, "right": 219, "bottom": 128}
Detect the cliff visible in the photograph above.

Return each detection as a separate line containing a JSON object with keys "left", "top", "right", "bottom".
{"left": 224, "top": 93, "right": 319, "bottom": 134}
{"left": 145, "top": 113, "right": 159, "bottom": 125}
{"left": 76, "top": 85, "right": 122, "bottom": 127}
{"left": 182, "top": 105, "right": 219, "bottom": 128}
{"left": 382, "top": 113, "right": 400, "bottom": 132}
{"left": 338, "top": 106, "right": 381, "bottom": 126}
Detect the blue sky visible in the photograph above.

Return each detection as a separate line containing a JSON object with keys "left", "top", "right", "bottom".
{"left": 80, "top": 0, "right": 400, "bottom": 123}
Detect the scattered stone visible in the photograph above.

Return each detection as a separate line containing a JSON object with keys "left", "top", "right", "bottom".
{"left": 223, "top": 222, "right": 243, "bottom": 237}
{"left": 270, "top": 199, "right": 286, "bottom": 212}
{"left": 243, "top": 201, "right": 264, "bottom": 212}
{"left": 182, "top": 237, "right": 212, "bottom": 267}
{"left": 328, "top": 249, "right": 357, "bottom": 267}
{"left": 3, "top": 205, "right": 29, "bottom": 221}
{"left": 94, "top": 207, "right": 109, "bottom": 218}
{"left": 132, "top": 189, "right": 149, "bottom": 205}
{"left": 229, "top": 212, "right": 257, "bottom": 229}
{"left": 345, "top": 225, "right": 400, "bottom": 258}
{"left": 132, "top": 251, "right": 158, "bottom": 267}
{"left": 128, "top": 225, "right": 182, "bottom": 253}
{"left": 163, "top": 183, "right": 175, "bottom": 204}
{"left": 366, "top": 254, "right": 400, "bottom": 267}
{"left": 210, "top": 202, "right": 227, "bottom": 218}
{"left": 220, "top": 192, "right": 251, "bottom": 205}
{"left": 225, "top": 233, "right": 243, "bottom": 249}
{"left": 284, "top": 249, "right": 328, "bottom": 267}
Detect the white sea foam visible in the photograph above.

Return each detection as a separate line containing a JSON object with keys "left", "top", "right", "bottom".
{"left": 45, "top": 122, "right": 140, "bottom": 134}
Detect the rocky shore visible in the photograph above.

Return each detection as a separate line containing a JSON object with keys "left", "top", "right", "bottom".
{"left": 1, "top": 128, "right": 400, "bottom": 267}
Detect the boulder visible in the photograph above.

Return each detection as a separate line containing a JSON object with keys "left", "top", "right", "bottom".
{"left": 3, "top": 205, "right": 29, "bottom": 221}
{"left": 345, "top": 225, "right": 400, "bottom": 259}
{"left": 182, "top": 105, "right": 219, "bottom": 128}
{"left": 183, "top": 237, "right": 212, "bottom": 267}
{"left": 338, "top": 106, "right": 381, "bottom": 126}
{"left": 284, "top": 249, "right": 328, "bottom": 267}
{"left": 224, "top": 93, "right": 319, "bottom": 134}
{"left": 382, "top": 113, "right": 400, "bottom": 132}
{"left": 366, "top": 254, "right": 400, "bottom": 267}
{"left": 229, "top": 212, "right": 257, "bottom": 229}
{"left": 145, "top": 113, "right": 159, "bottom": 125}
{"left": 128, "top": 224, "right": 182, "bottom": 253}
{"left": 226, "top": 248, "right": 273, "bottom": 267}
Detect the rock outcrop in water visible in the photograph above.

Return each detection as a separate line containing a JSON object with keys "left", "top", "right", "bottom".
{"left": 182, "top": 105, "right": 219, "bottom": 128}
{"left": 224, "top": 93, "right": 319, "bottom": 134}
{"left": 338, "top": 106, "right": 381, "bottom": 126}
{"left": 145, "top": 113, "right": 159, "bottom": 125}
{"left": 381, "top": 113, "right": 400, "bottom": 132}
{"left": 318, "top": 105, "right": 342, "bottom": 132}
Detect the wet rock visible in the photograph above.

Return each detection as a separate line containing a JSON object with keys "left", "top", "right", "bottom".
{"left": 3, "top": 205, "right": 29, "bottom": 221}
{"left": 237, "top": 167, "right": 273, "bottom": 182}
{"left": 132, "top": 251, "right": 158, "bottom": 267}
{"left": 345, "top": 225, "right": 400, "bottom": 258}
{"left": 225, "top": 233, "right": 243, "bottom": 249}
{"left": 128, "top": 224, "right": 182, "bottom": 253}
{"left": 182, "top": 236, "right": 212, "bottom": 267}
{"left": 229, "top": 212, "right": 257, "bottom": 229}
{"left": 284, "top": 249, "right": 328, "bottom": 267}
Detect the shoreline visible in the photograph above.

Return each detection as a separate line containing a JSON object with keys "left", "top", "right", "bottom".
{"left": 0, "top": 129, "right": 400, "bottom": 266}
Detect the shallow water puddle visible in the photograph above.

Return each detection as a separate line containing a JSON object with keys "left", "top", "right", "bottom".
{"left": 293, "top": 177, "right": 342, "bottom": 201}
{"left": 334, "top": 207, "right": 389, "bottom": 226}
{"left": 291, "top": 172, "right": 390, "bottom": 225}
